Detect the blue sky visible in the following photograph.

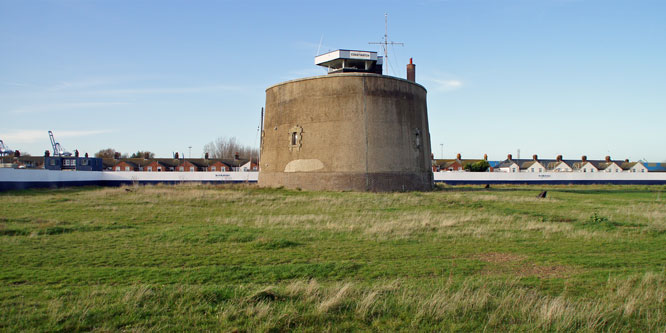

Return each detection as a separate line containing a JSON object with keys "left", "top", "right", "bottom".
{"left": 1, "top": 0, "right": 665, "bottom": 161}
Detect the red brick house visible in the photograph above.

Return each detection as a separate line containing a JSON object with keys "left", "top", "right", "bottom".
{"left": 144, "top": 161, "right": 170, "bottom": 172}
{"left": 207, "top": 160, "right": 232, "bottom": 172}
{"left": 113, "top": 160, "right": 139, "bottom": 171}
{"left": 177, "top": 160, "right": 199, "bottom": 172}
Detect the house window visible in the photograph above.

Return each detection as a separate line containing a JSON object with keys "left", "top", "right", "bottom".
{"left": 179, "top": 166, "right": 184, "bottom": 171}
{"left": 189, "top": 166, "right": 194, "bottom": 172}
{"left": 115, "top": 166, "right": 120, "bottom": 171}
{"left": 512, "top": 168, "right": 516, "bottom": 172}
{"left": 211, "top": 166, "right": 216, "bottom": 171}
{"left": 531, "top": 168, "right": 534, "bottom": 172}
{"left": 641, "top": 169, "right": 645, "bottom": 172}
{"left": 538, "top": 168, "right": 542, "bottom": 172}
{"left": 591, "top": 169, "right": 594, "bottom": 172}
{"left": 148, "top": 167, "right": 153, "bottom": 172}
{"left": 291, "top": 132, "right": 298, "bottom": 146}
{"left": 125, "top": 166, "right": 130, "bottom": 171}
{"left": 222, "top": 167, "right": 226, "bottom": 171}
{"left": 81, "top": 159, "right": 89, "bottom": 166}
{"left": 157, "top": 167, "right": 162, "bottom": 172}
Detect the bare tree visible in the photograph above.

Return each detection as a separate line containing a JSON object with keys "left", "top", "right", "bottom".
{"left": 203, "top": 137, "right": 258, "bottom": 159}
{"left": 95, "top": 148, "right": 127, "bottom": 159}
{"left": 95, "top": 148, "right": 117, "bottom": 158}
{"left": 130, "top": 151, "right": 155, "bottom": 159}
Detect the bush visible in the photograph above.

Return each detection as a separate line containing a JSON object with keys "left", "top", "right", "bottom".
{"left": 463, "top": 160, "right": 490, "bottom": 172}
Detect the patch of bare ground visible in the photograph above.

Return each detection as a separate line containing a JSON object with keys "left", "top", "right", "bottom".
{"left": 476, "top": 252, "right": 573, "bottom": 278}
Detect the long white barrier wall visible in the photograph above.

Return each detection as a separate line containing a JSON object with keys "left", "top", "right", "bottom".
{"left": 1, "top": 168, "right": 665, "bottom": 191}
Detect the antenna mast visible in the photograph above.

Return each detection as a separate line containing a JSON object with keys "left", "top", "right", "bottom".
{"left": 369, "top": 13, "right": 404, "bottom": 75}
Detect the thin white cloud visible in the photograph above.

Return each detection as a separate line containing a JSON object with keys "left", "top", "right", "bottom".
{"left": 285, "top": 68, "right": 328, "bottom": 80}
{"left": 86, "top": 85, "right": 245, "bottom": 96}
{"left": 421, "top": 76, "right": 464, "bottom": 92}
{"left": 10, "top": 102, "right": 130, "bottom": 114}
{"left": 1, "top": 82, "right": 33, "bottom": 88}
{"left": 1, "top": 129, "right": 113, "bottom": 143}
{"left": 46, "top": 75, "right": 165, "bottom": 92}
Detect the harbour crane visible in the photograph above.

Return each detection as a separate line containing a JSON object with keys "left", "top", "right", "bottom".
{"left": 0, "top": 139, "right": 14, "bottom": 156}
{"left": 48, "top": 131, "right": 72, "bottom": 157}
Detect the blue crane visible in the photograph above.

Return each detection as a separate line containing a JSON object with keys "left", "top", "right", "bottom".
{"left": 48, "top": 131, "right": 72, "bottom": 157}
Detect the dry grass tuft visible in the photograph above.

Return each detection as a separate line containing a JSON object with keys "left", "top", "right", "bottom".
{"left": 318, "top": 282, "right": 353, "bottom": 314}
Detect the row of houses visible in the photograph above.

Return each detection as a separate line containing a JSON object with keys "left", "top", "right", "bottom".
{"left": 3, "top": 154, "right": 663, "bottom": 173}
{"left": 433, "top": 154, "right": 651, "bottom": 173}
{"left": 110, "top": 157, "right": 258, "bottom": 172}
{"left": 0, "top": 156, "right": 258, "bottom": 172}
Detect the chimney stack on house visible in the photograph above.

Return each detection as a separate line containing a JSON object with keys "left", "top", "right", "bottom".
{"left": 234, "top": 152, "right": 240, "bottom": 160}
{"left": 556, "top": 155, "right": 563, "bottom": 162}
{"left": 205, "top": 152, "right": 209, "bottom": 160}
{"left": 582, "top": 155, "right": 587, "bottom": 162}
{"left": 605, "top": 155, "right": 611, "bottom": 162}
{"left": 507, "top": 154, "right": 513, "bottom": 160}
{"left": 174, "top": 152, "right": 179, "bottom": 159}
{"left": 533, "top": 154, "right": 538, "bottom": 161}
{"left": 483, "top": 154, "right": 488, "bottom": 161}
{"left": 456, "top": 153, "right": 461, "bottom": 160}
{"left": 625, "top": 158, "right": 629, "bottom": 162}
{"left": 406, "top": 58, "right": 416, "bottom": 82}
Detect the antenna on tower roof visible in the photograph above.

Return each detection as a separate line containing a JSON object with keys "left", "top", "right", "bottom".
{"left": 369, "top": 13, "right": 404, "bottom": 76}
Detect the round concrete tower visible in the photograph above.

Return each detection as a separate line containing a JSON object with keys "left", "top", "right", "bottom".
{"left": 259, "top": 51, "right": 432, "bottom": 191}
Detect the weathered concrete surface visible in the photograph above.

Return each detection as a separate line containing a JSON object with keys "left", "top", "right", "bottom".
{"left": 259, "top": 73, "right": 433, "bottom": 191}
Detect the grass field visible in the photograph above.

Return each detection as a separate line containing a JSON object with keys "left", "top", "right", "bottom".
{"left": 1, "top": 184, "right": 665, "bottom": 331}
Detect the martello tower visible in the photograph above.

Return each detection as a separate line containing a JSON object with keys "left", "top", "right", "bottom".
{"left": 258, "top": 50, "right": 433, "bottom": 191}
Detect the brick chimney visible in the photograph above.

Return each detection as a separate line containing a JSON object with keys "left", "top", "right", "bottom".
{"left": 625, "top": 158, "right": 629, "bottom": 162}
{"left": 406, "top": 58, "right": 415, "bottom": 82}
{"left": 605, "top": 155, "right": 611, "bottom": 162}
{"left": 507, "top": 154, "right": 512, "bottom": 160}
{"left": 456, "top": 153, "right": 461, "bottom": 160}
{"left": 581, "top": 155, "right": 587, "bottom": 162}
{"left": 532, "top": 154, "right": 538, "bottom": 161}
{"left": 483, "top": 154, "right": 488, "bottom": 161}
{"left": 234, "top": 152, "right": 240, "bottom": 160}
{"left": 556, "top": 155, "right": 562, "bottom": 162}
{"left": 205, "top": 152, "right": 209, "bottom": 160}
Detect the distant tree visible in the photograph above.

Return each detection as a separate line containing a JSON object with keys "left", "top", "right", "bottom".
{"left": 464, "top": 160, "right": 490, "bottom": 172}
{"left": 203, "top": 137, "right": 258, "bottom": 159}
{"left": 130, "top": 151, "right": 155, "bottom": 159}
{"left": 95, "top": 148, "right": 117, "bottom": 159}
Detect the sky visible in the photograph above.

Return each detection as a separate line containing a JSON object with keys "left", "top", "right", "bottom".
{"left": 1, "top": 0, "right": 665, "bottom": 161}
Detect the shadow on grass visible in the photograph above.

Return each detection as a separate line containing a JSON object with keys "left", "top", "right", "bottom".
{"left": 435, "top": 184, "right": 665, "bottom": 195}
{"left": 0, "top": 186, "right": 105, "bottom": 197}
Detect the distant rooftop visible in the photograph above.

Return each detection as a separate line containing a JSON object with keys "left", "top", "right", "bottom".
{"left": 315, "top": 49, "right": 383, "bottom": 74}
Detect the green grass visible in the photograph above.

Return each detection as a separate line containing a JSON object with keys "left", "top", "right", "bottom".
{"left": 1, "top": 184, "right": 665, "bottom": 331}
